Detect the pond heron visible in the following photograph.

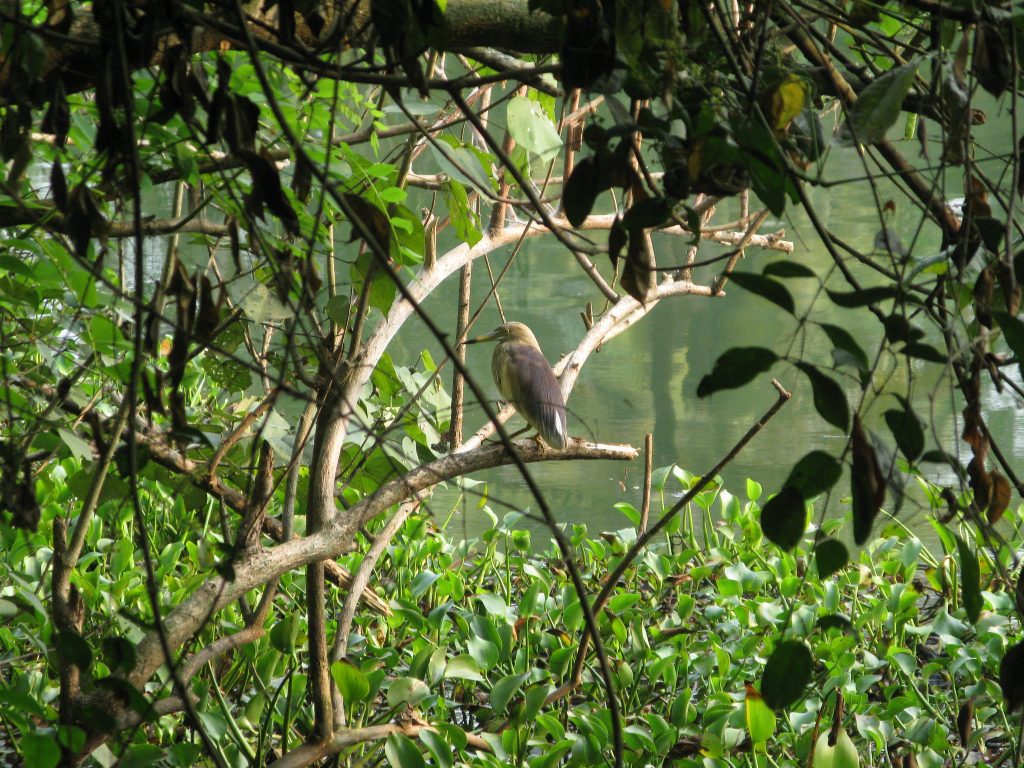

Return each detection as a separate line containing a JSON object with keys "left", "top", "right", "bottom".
{"left": 466, "top": 322, "right": 568, "bottom": 449}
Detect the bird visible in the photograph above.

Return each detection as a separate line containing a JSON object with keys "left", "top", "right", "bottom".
{"left": 466, "top": 322, "right": 568, "bottom": 449}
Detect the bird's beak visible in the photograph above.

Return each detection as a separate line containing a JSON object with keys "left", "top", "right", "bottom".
{"left": 465, "top": 330, "right": 498, "bottom": 345}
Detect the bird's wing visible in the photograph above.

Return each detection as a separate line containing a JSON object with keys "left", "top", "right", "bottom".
{"left": 503, "top": 344, "right": 568, "bottom": 448}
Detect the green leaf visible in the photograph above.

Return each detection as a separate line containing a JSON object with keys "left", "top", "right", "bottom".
{"left": 761, "top": 640, "right": 812, "bottom": 710}
{"left": 696, "top": 347, "right": 778, "bottom": 397}
{"left": 785, "top": 450, "right": 842, "bottom": 498}
{"left": 838, "top": 58, "right": 921, "bottom": 145}
{"left": 444, "top": 655, "right": 483, "bottom": 681}
{"left": 759, "top": 486, "right": 806, "bottom": 549}
{"left": 728, "top": 271, "right": 795, "bottom": 313}
{"left": 795, "top": 362, "right": 849, "bottom": 431}
{"left": 467, "top": 636, "right": 498, "bottom": 670}
{"left": 955, "top": 534, "right": 982, "bottom": 623}
{"left": 387, "top": 677, "right": 430, "bottom": 708}
{"left": 385, "top": 733, "right": 426, "bottom": 768}
{"left": 443, "top": 180, "right": 482, "bottom": 247}
{"left": 825, "top": 286, "right": 899, "bottom": 308}
{"left": 119, "top": 743, "right": 163, "bottom": 768}
{"left": 269, "top": 616, "right": 298, "bottom": 654}
{"left": 489, "top": 673, "right": 529, "bottom": 713}
{"left": 331, "top": 661, "right": 371, "bottom": 702}
{"left": 325, "top": 295, "right": 351, "bottom": 326}
{"left": 419, "top": 729, "right": 454, "bottom": 768}
{"left": 745, "top": 692, "right": 777, "bottom": 745}
{"left": 21, "top": 733, "right": 60, "bottom": 768}
{"left": 884, "top": 400, "right": 924, "bottom": 461}
{"left": 57, "top": 428, "right": 92, "bottom": 461}
{"left": 814, "top": 538, "right": 849, "bottom": 578}
{"left": 507, "top": 95, "right": 562, "bottom": 163}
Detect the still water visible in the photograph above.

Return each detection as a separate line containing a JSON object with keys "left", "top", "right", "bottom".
{"left": 393, "top": 102, "right": 1022, "bottom": 552}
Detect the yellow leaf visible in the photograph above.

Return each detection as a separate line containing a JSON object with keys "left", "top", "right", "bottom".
{"left": 770, "top": 74, "right": 808, "bottom": 135}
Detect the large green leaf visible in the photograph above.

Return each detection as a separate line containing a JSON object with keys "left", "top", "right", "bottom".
{"left": 385, "top": 733, "right": 426, "bottom": 768}
{"left": 838, "top": 59, "right": 921, "bottom": 145}
{"left": 955, "top": 534, "right": 982, "bottom": 623}
{"left": 507, "top": 95, "right": 562, "bottom": 164}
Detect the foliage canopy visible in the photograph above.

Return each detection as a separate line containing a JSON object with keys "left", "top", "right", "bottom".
{"left": 0, "top": 0, "right": 1023, "bottom": 765}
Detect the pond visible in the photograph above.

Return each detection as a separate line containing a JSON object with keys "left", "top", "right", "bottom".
{"left": 394, "top": 96, "right": 1022, "bottom": 552}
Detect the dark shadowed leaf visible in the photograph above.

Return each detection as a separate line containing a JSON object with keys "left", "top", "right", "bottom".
{"left": 901, "top": 342, "right": 949, "bottom": 363}
{"left": 563, "top": 157, "right": 600, "bottom": 227}
{"left": 622, "top": 196, "right": 673, "bottom": 230}
{"left": 795, "top": 362, "right": 849, "bottom": 431}
{"left": 920, "top": 449, "right": 957, "bottom": 465}
{"left": 608, "top": 217, "right": 627, "bottom": 269}
{"left": 820, "top": 323, "right": 870, "bottom": 373}
{"left": 1000, "top": 640, "right": 1024, "bottom": 711}
{"left": 763, "top": 261, "right": 818, "bottom": 279}
{"left": 760, "top": 486, "right": 806, "bottom": 549}
{"left": 851, "top": 415, "right": 884, "bottom": 545}
{"left": 994, "top": 310, "right": 1024, "bottom": 367}
{"left": 728, "top": 272, "right": 795, "bottom": 314}
{"left": 56, "top": 629, "right": 92, "bottom": 668}
{"left": 696, "top": 347, "right": 778, "bottom": 397}
{"left": 884, "top": 400, "right": 925, "bottom": 462}
{"left": 785, "top": 450, "right": 842, "bottom": 498}
{"left": 101, "top": 636, "right": 136, "bottom": 673}
{"left": 825, "top": 286, "right": 899, "bottom": 308}
{"left": 761, "top": 641, "right": 812, "bottom": 710}
{"left": 815, "top": 538, "right": 849, "bottom": 578}
{"left": 955, "top": 534, "right": 982, "bottom": 623}
{"left": 838, "top": 59, "right": 920, "bottom": 145}
{"left": 817, "top": 613, "right": 853, "bottom": 632}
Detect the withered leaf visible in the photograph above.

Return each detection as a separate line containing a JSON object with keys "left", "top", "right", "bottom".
{"left": 608, "top": 216, "right": 627, "bottom": 271}
{"left": 957, "top": 700, "right": 974, "bottom": 747}
{"left": 40, "top": 80, "right": 70, "bottom": 147}
{"left": 51, "top": 160, "right": 68, "bottom": 212}
{"left": 343, "top": 193, "right": 391, "bottom": 259}
{"left": 988, "top": 471, "right": 1012, "bottom": 524}
{"left": 999, "top": 640, "right": 1024, "bottom": 712}
{"left": 620, "top": 231, "right": 655, "bottom": 304}
{"left": 974, "top": 23, "right": 1010, "bottom": 97}
{"left": 967, "top": 456, "right": 992, "bottom": 510}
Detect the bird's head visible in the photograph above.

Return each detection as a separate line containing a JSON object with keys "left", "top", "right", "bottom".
{"left": 466, "top": 321, "right": 540, "bottom": 349}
